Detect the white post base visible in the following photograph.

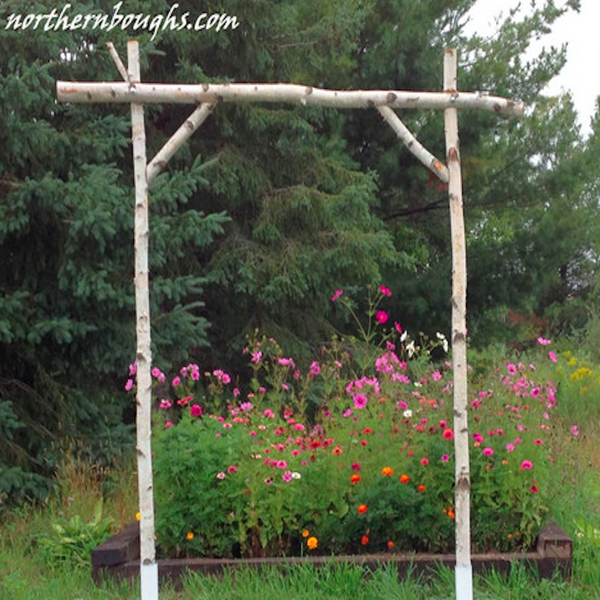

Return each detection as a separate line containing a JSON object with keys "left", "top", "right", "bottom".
{"left": 141, "top": 562, "right": 159, "bottom": 600}
{"left": 455, "top": 563, "right": 473, "bottom": 600}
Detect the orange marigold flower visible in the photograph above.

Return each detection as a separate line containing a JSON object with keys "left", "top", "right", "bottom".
{"left": 502, "top": 459, "right": 509, "bottom": 465}
{"left": 361, "top": 535, "right": 369, "bottom": 546}
{"left": 186, "top": 532, "right": 194, "bottom": 541}
{"left": 387, "top": 540, "right": 395, "bottom": 549}
{"left": 332, "top": 445, "right": 343, "bottom": 455}
{"left": 417, "top": 484, "right": 426, "bottom": 493}
{"left": 350, "top": 474, "right": 361, "bottom": 484}
{"left": 307, "top": 536, "right": 318, "bottom": 550}
{"left": 447, "top": 509, "right": 455, "bottom": 520}
{"left": 302, "top": 529, "right": 310, "bottom": 538}
{"left": 357, "top": 504, "right": 368, "bottom": 514}
{"left": 399, "top": 474, "right": 410, "bottom": 484}
{"left": 381, "top": 466, "right": 394, "bottom": 476}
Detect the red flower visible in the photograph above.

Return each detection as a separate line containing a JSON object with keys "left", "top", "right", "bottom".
{"left": 442, "top": 428, "right": 454, "bottom": 440}
{"left": 399, "top": 474, "right": 410, "bottom": 484}
{"left": 350, "top": 474, "right": 361, "bottom": 484}
{"left": 357, "top": 504, "right": 368, "bottom": 514}
{"left": 417, "top": 484, "right": 426, "bottom": 493}
{"left": 381, "top": 466, "right": 394, "bottom": 476}
{"left": 361, "top": 535, "right": 369, "bottom": 546}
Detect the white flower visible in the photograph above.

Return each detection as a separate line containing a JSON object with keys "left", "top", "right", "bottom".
{"left": 406, "top": 341, "right": 416, "bottom": 357}
{"left": 413, "top": 381, "right": 422, "bottom": 388}
{"left": 400, "top": 331, "right": 408, "bottom": 342}
{"left": 291, "top": 472, "right": 301, "bottom": 479}
{"left": 403, "top": 409, "right": 413, "bottom": 418}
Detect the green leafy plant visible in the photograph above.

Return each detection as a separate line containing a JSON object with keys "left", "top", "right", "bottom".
{"left": 38, "top": 499, "right": 114, "bottom": 568}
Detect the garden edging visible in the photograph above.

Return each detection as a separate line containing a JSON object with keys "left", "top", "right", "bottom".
{"left": 92, "top": 521, "right": 573, "bottom": 585}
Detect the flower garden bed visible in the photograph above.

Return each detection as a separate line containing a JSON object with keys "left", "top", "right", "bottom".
{"left": 111, "top": 288, "right": 579, "bottom": 586}
{"left": 92, "top": 520, "right": 572, "bottom": 585}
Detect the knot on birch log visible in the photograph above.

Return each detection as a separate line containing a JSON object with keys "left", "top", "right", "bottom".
{"left": 456, "top": 474, "right": 470, "bottom": 492}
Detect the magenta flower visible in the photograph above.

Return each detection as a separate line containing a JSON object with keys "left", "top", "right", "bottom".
{"left": 282, "top": 470, "right": 293, "bottom": 483}
{"left": 151, "top": 367, "right": 166, "bottom": 382}
{"left": 520, "top": 460, "right": 534, "bottom": 470}
{"left": 331, "top": 289, "right": 344, "bottom": 301}
{"left": 506, "top": 363, "right": 517, "bottom": 375}
{"left": 571, "top": 425, "right": 580, "bottom": 437}
{"left": 159, "top": 400, "right": 172, "bottom": 410}
{"left": 548, "top": 351, "right": 557, "bottom": 363}
{"left": 190, "top": 404, "right": 203, "bottom": 418}
{"left": 432, "top": 371, "right": 442, "bottom": 381}
{"left": 309, "top": 361, "right": 321, "bottom": 377}
{"left": 394, "top": 321, "right": 403, "bottom": 334}
{"left": 537, "top": 337, "right": 551, "bottom": 346}
{"left": 505, "top": 443, "right": 515, "bottom": 452}
{"left": 129, "top": 362, "right": 137, "bottom": 376}
{"left": 226, "top": 465, "right": 238, "bottom": 474}
{"left": 441, "top": 454, "right": 450, "bottom": 463}
{"left": 216, "top": 472, "right": 226, "bottom": 480}
{"left": 353, "top": 394, "right": 368, "bottom": 409}
{"left": 482, "top": 447, "right": 494, "bottom": 456}
{"left": 124, "top": 379, "right": 134, "bottom": 391}
{"left": 376, "top": 310, "right": 389, "bottom": 324}
{"left": 379, "top": 285, "right": 392, "bottom": 297}
{"left": 251, "top": 351, "right": 262, "bottom": 364}
{"left": 342, "top": 408, "right": 353, "bottom": 418}
{"left": 164, "top": 421, "right": 174, "bottom": 429}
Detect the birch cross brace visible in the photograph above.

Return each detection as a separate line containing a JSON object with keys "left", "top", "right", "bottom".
{"left": 56, "top": 81, "right": 524, "bottom": 117}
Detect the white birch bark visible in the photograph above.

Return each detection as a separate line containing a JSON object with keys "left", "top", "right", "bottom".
{"left": 377, "top": 105, "right": 449, "bottom": 182}
{"left": 128, "top": 40, "right": 159, "bottom": 600}
{"left": 147, "top": 103, "right": 215, "bottom": 186}
{"left": 56, "top": 81, "right": 523, "bottom": 117}
{"left": 444, "top": 48, "right": 473, "bottom": 600}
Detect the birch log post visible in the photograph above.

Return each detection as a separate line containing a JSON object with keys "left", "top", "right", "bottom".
{"left": 128, "top": 40, "right": 159, "bottom": 600}
{"left": 444, "top": 48, "right": 473, "bottom": 600}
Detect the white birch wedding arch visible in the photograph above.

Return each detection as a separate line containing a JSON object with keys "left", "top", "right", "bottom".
{"left": 56, "top": 40, "right": 523, "bottom": 600}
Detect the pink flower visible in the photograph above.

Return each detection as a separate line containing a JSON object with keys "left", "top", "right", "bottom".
{"left": 482, "top": 447, "right": 494, "bottom": 456}
{"left": 309, "top": 361, "right": 321, "bottom": 377}
{"left": 505, "top": 443, "right": 515, "bottom": 452}
{"left": 379, "top": 285, "right": 392, "bottom": 297}
{"left": 353, "top": 394, "right": 368, "bottom": 410}
{"left": 263, "top": 409, "right": 275, "bottom": 419}
{"left": 282, "top": 470, "right": 293, "bottom": 483}
{"left": 172, "top": 376, "right": 181, "bottom": 387}
{"left": 129, "top": 362, "right": 137, "bottom": 376}
{"left": 548, "top": 351, "right": 557, "bottom": 364}
{"left": 520, "top": 460, "right": 534, "bottom": 470}
{"left": 343, "top": 408, "right": 353, "bottom": 418}
{"left": 432, "top": 371, "right": 442, "bottom": 381}
{"left": 394, "top": 322, "right": 403, "bottom": 334}
{"left": 226, "top": 465, "right": 238, "bottom": 474}
{"left": 251, "top": 351, "right": 262, "bottom": 364}
{"left": 151, "top": 367, "right": 166, "bottom": 382}
{"left": 233, "top": 387, "right": 240, "bottom": 397}
{"left": 124, "top": 379, "right": 134, "bottom": 391}
{"left": 441, "top": 454, "right": 450, "bottom": 463}
{"left": 159, "top": 399, "right": 172, "bottom": 410}
{"left": 190, "top": 404, "right": 203, "bottom": 418}
{"left": 164, "top": 421, "right": 174, "bottom": 429}
{"left": 537, "top": 337, "right": 551, "bottom": 346}
{"left": 506, "top": 363, "right": 517, "bottom": 375}
{"left": 376, "top": 311, "right": 389, "bottom": 324}
{"left": 420, "top": 458, "right": 429, "bottom": 466}
{"left": 331, "top": 289, "right": 344, "bottom": 301}
{"left": 571, "top": 425, "right": 580, "bottom": 437}
{"left": 216, "top": 472, "right": 226, "bottom": 480}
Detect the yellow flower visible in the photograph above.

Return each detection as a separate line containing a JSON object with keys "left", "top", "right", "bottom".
{"left": 186, "top": 532, "right": 194, "bottom": 541}
{"left": 307, "top": 536, "right": 318, "bottom": 550}
{"left": 136, "top": 512, "right": 141, "bottom": 521}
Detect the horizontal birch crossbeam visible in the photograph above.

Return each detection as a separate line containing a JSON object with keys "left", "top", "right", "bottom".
{"left": 56, "top": 81, "right": 524, "bottom": 117}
